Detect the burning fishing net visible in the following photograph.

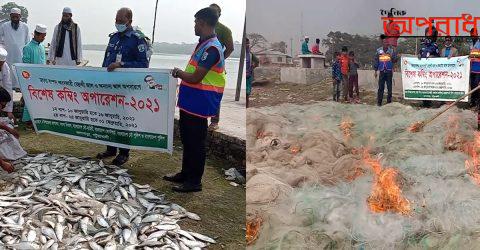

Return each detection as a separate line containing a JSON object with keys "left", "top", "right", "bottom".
{"left": 247, "top": 101, "right": 480, "bottom": 249}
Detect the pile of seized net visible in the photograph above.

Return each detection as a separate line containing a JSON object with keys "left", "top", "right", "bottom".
{"left": 247, "top": 102, "right": 480, "bottom": 249}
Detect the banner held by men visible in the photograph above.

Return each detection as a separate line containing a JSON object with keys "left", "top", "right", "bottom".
{"left": 401, "top": 56, "right": 471, "bottom": 102}
{"left": 13, "top": 64, "right": 176, "bottom": 153}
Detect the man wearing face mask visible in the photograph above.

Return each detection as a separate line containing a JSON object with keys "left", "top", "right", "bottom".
{"left": 0, "top": 8, "right": 30, "bottom": 90}
{"left": 47, "top": 7, "right": 83, "bottom": 66}
{"left": 96, "top": 7, "right": 149, "bottom": 167}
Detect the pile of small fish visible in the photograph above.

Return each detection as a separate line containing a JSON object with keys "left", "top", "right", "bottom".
{"left": 0, "top": 153, "right": 215, "bottom": 249}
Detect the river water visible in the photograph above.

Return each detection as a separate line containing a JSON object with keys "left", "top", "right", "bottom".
{"left": 83, "top": 50, "right": 245, "bottom": 89}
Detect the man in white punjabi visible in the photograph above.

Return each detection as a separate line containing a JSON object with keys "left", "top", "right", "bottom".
{"left": 0, "top": 7, "right": 30, "bottom": 89}
{"left": 48, "top": 7, "right": 83, "bottom": 66}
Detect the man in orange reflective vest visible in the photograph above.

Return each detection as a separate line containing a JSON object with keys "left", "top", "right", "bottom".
{"left": 167, "top": 7, "right": 226, "bottom": 193}
{"left": 374, "top": 34, "right": 396, "bottom": 106}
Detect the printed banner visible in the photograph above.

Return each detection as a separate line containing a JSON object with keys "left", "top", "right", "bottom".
{"left": 401, "top": 56, "right": 471, "bottom": 102}
{"left": 13, "top": 64, "right": 177, "bottom": 153}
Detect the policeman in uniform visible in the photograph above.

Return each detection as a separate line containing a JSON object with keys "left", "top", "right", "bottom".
{"left": 96, "top": 7, "right": 149, "bottom": 166}
{"left": 418, "top": 32, "right": 439, "bottom": 108}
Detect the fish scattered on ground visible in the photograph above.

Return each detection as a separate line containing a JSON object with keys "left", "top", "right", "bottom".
{"left": 0, "top": 153, "right": 215, "bottom": 249}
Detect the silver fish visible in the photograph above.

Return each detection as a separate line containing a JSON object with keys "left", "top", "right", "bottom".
{"left": 80, "top": 217, "right": 89, "bottom": 235}
{"left": 50, "top": 242, "right": 59, "bottom": 250}
{"left": 27, "top": 229, "right": 36, "bottom": 242}
{"left": 93, "top": 231, "right": 110, "bottom": 239}
{"left": 179, "top": 237, "right": 206, "bottom": 248}
{"left": 79, "top": 179, "right": 87, "bottom": 191}
{"left": 6, "top": 242, "right": 40, "bottom": 250}
{"left": 101, "top": 205, "right": 108, "bottom": 218}
{"left": 189, "top": 231, "right": 216, "bottom": 244}
{"left": 144, "top": 192, "right": 162, "bottom": 200}
{"left": 104, "top": 240, "right": 117, "bottom": 250}
{"left": 112, "top": 169, "right": 128, "bottom": 175}
{"left": 41, "top": 226, "right": 58, "bottom": 241}
{"left": 147, "top": 230, "right": 167, "bottom": 240}
{"left": 118, "top": 214, "right": 130, "bottom": 228}
{"left": 122, "top": 228, "right": 132, "bottom": 242}
{"left": 128, "top": 185, "right": 136, "bottom": 198}
{"left": 107, "top": 208, "right": 116, "bottom": 218}
{"left": 185, "top": 212, "right": 201, "bottom": 221}
{"left": 142, "top": 214, "right": 163, "bottom": 223}
{"left": 44, "top": 239, "right": 55, "bottom": 249}
{"left": 55, "top": 223, "right": 64, "bottom": 242}
{"left": 96, "top": 215, "right": 109, "bottom": 228}
{"left": 119, "top": 186, "right": 129, "bottom": 200}
{"left": 155, "top": 224, "right": 178, "bottom": 231}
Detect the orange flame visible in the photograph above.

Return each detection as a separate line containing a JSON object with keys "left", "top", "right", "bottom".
{"left": 363, "top": 149, "right": 411, "bottom": 215}
{"left": 256, "top": 130, "right": 272, "bottom": 139}
{"left": 347, "top": 147, "right": 367, "bottom": 181}
{"left": 465, "top": 132, "right": 480, "bottom": 185}
{"left": 346, "top": 167, "right": 366, "bottom": 182}
{"left": 408, "top": 121, "right": 424, "bottom": 133}
{"left": 246, "top": 215, "right": 263, "bottom": 245}
{"left": 290, "top": 145, "right": 301, "bottom": 154}
{"left": 340, "top": 117, "right": 354, "bottom": 141}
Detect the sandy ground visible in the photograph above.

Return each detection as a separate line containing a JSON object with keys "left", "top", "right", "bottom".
{"left": 8, "top": 126, "right": 245, "bottom": 249}
{"left": 249, "top": 80, "right": 473, "bottom": 110}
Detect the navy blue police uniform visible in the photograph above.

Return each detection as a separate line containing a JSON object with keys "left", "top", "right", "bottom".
{"left": 101, "top": 27, "right": 149, "bottom": 163}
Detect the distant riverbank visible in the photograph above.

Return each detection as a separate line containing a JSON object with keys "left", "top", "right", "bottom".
{"left": 83, "top": 42, "right": 243, "bottom": 58}
{"left": 83, "top": 50, "right": 245, "bottom": 89}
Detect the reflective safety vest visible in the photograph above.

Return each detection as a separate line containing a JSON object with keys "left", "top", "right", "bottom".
{"left": 377, "top": 47, "right": 394, "bottom": 72}
{"left": 471, "top": 48, "right": 480, "bottom": 73}
{"left": 379, "top": 54, "right": 391, "bottom": 62}
{"left": 177, "top": 37, "right": 226, "bottom": 118}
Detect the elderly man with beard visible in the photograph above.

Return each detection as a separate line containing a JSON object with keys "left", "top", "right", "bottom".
{"left": 0, "top": 7, "right": 30, "bottom": 89}
{"left": 48, "top": 7, "right": 83, "bottom": 66}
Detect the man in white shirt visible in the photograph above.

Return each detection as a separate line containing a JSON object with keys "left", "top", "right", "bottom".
{"left": 47, "top": 7, "right": 83, "bottom": 66}
{"left": 0, "top": 8, "right": 30, "bottom": 89}
{"left": 0, "top": 48, "right": 14, "bottom": 121}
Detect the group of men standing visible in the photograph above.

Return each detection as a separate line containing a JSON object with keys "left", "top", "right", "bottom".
{"left": 0, "top": 7, "right": 84, "bottom": 124}
{"left": 0, "top": 7, "right": 83, "bottom": 172}
{"left": 0, "top": 4, "right": 234, "bottom": 193}
{"left": 374, "top": 14, "right": 480, "bottom": 109}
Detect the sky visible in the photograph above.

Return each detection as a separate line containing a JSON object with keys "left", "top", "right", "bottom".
{"left": 247, "top": 0, "right": 479, "bottom": 55}
{"left": 8, "top": 0, "right": 245, "bottom": 44}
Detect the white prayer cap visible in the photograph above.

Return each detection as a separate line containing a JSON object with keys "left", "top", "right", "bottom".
{"left": 10, "top": 8, "right": 21, "bottom": 15}
{"left": 35, "top": 24, "right": 47, "bottom": 34}
{"left": 304, "top": 36, "right": 309, "bottom": 39}
{"left": 0, "top": 48, "right": 7, "bottom": 61}
{"left": 63, "top": 7, "right": 72, "bottom": 14}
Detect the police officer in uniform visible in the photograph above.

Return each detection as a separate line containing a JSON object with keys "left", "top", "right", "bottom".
{"left": 418, "top": 32, "right": 439, "bottom": 108}
{"left": 96, "top": 7, "right": 149, "bottom": 166}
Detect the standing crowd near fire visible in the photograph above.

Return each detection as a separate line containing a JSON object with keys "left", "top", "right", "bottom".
{"left": 0, "top": 4, "right": 235, "bottom": 193}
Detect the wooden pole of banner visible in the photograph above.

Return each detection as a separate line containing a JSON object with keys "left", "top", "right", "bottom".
{"left": 152, "top": 0, "right": 159, "bottom": 44}
{"left": 411, "top": 85, "right": 480, "bottom": 132}
{"left": 235, "top": 16, "right": 246, "bottom": 101}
